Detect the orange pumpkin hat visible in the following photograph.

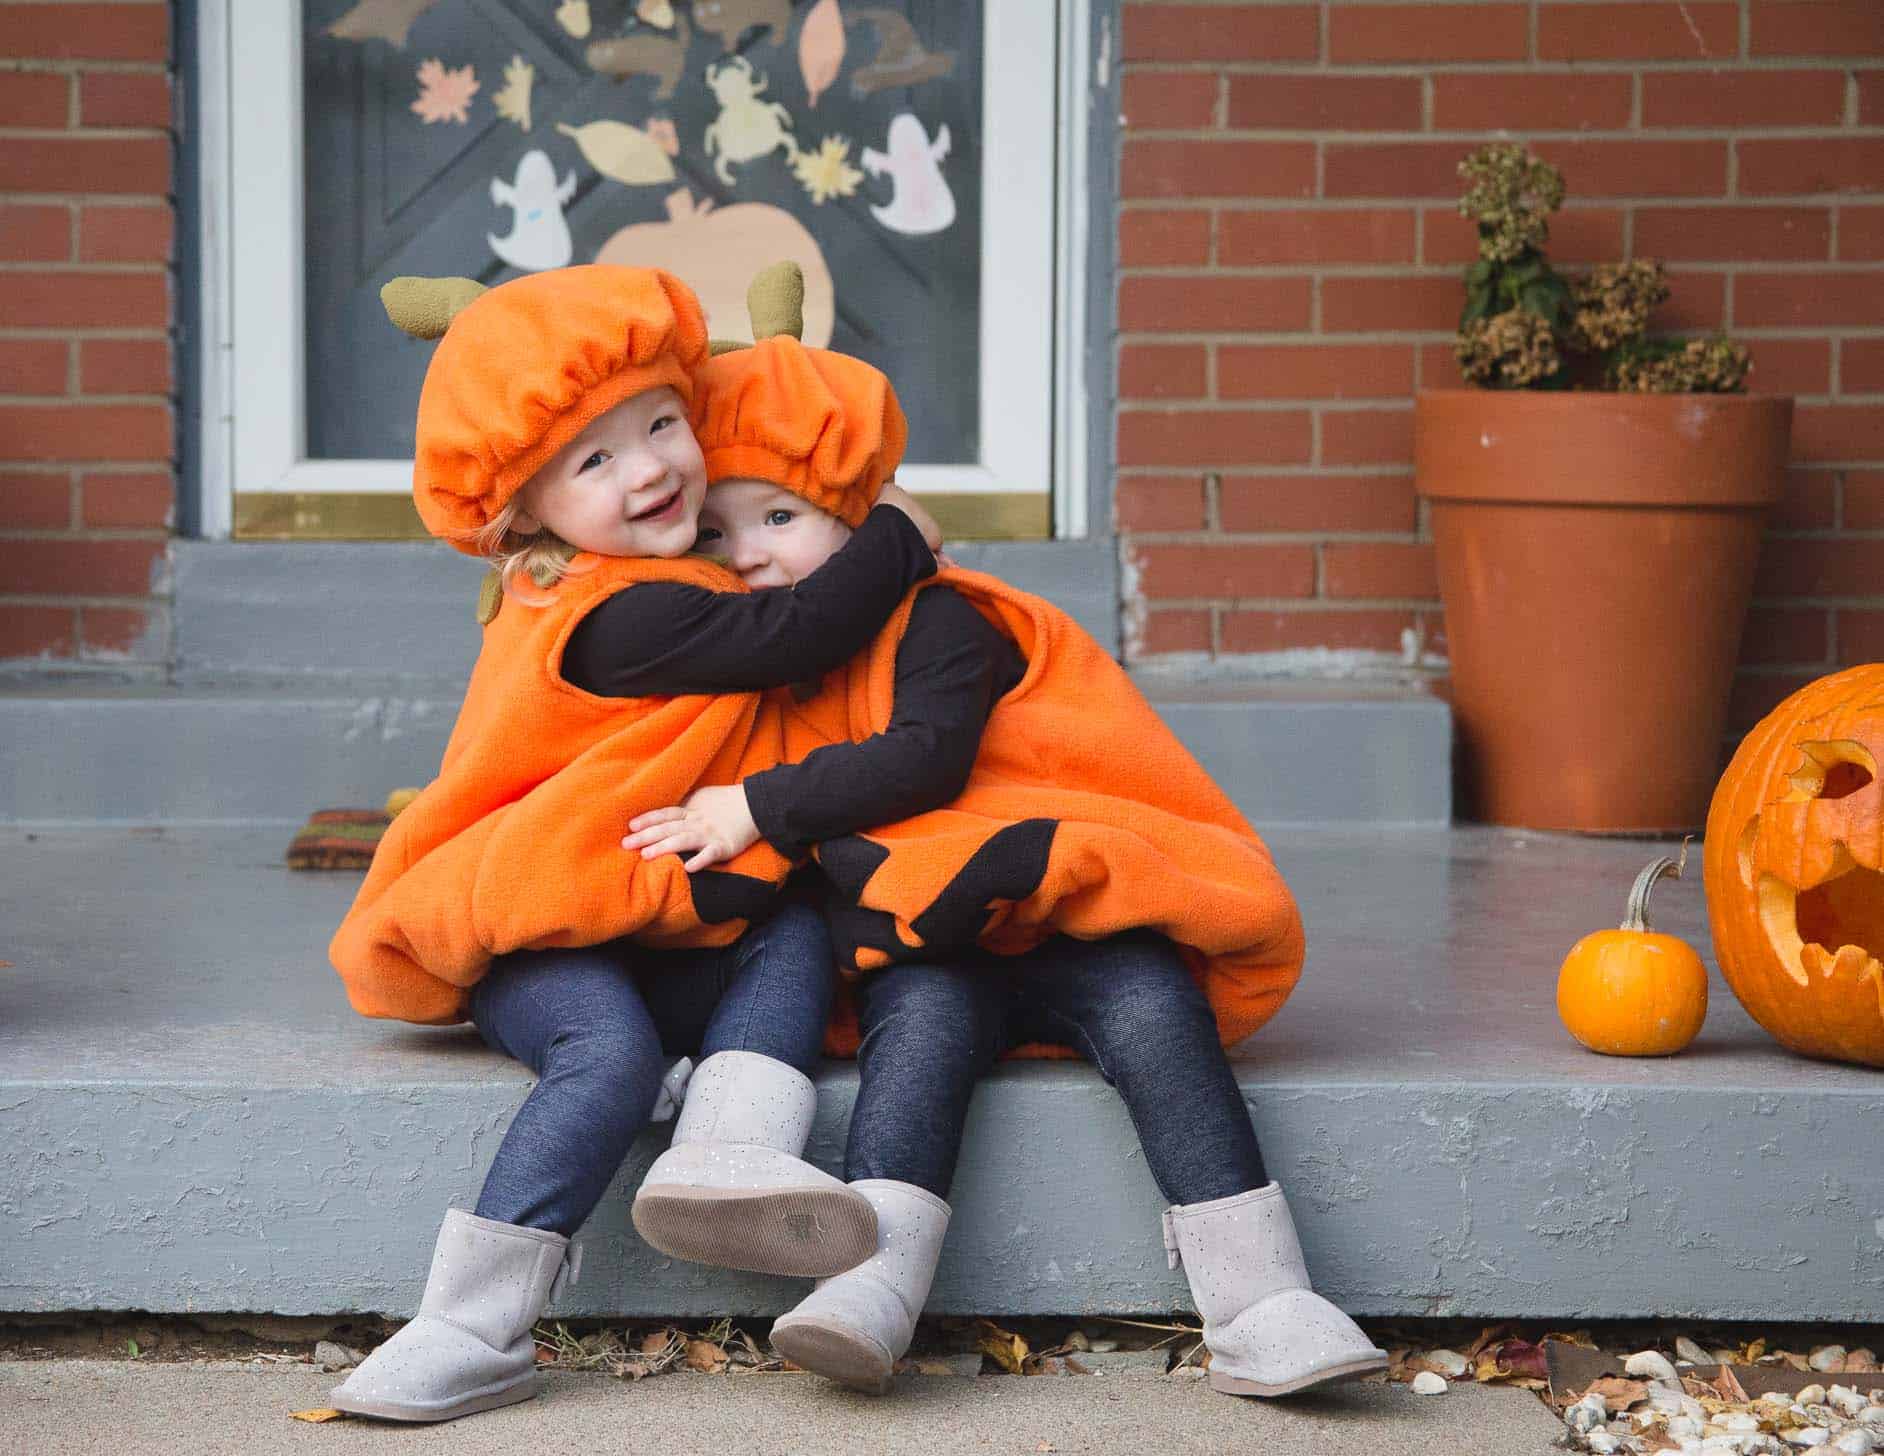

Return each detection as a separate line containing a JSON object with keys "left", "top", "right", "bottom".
{"left": 384, "top": 265, "right": 711, "bottom": 553}
{"left": 690, "top": 263, "right": 906, "bottom": 529}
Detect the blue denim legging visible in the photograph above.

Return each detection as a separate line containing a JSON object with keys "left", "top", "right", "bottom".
{"left": 848, "top": 930, "right": 1269, "bottom": 1206}
{"left": 468, "top": 902, "right": 835, "bottom": 1237}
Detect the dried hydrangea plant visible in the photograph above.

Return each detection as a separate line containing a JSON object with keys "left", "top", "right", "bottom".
{"left": 1452, "top": 142, "right": 1751, "bottom": 394}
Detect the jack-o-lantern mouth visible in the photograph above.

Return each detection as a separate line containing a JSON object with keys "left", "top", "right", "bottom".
{"left": 1757, "top": 864, "right": 1884, "bottom": 993}
{"left": 1745, "top": 737, "right": 1884, "bottom": 995}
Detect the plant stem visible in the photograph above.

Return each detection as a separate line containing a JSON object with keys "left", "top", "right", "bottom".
{"left": 1621, "top": 836, "right": 1692, "bottom": 932}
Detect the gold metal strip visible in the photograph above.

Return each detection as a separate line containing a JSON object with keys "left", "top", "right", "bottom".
{"left": 233, "top": 491, "right": 1051, "bottom": 541}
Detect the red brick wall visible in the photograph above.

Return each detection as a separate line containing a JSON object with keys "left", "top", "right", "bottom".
{"left": 0, "top": 2, "right": 173, "bottom": 667}
{"left": 1116, "top": 0, "right": 1884, "bottom": 727}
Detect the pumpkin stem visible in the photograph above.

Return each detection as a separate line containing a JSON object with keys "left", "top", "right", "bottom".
{"left": 1621, "top": 836, "right": 1692, "bottom": 932}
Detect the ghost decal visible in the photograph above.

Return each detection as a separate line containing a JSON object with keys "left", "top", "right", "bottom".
{"left": 489, "top": 150, "right": 578, "bottom": 272}
{"left": 862, "top": 114, "right": 953, "bottom": 236}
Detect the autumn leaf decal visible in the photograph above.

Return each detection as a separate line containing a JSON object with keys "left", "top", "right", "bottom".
{"left": 411, "top": 58, "right": 479, "bottom": 125}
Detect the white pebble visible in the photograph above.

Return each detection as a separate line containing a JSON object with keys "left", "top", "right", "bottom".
{"left": 1678, "top": 1337, "right": 1715, "bottom": 1365}
{"left": 1629, "top": 1350, "right": 1684, "bottom": 1386}
{"left": 1784, "top": 1431, "right": 1831, "bottom": 1450}
{"left": 1860, "top": 1407, "right": 1884, "bottom": 1428}
{"left": 1411, "top": 1371, "right": 1448, "bottom": 1396}
{"left": 1830, "top": 1387, "right": 1869, "bottom": 1418}
{"left": 1589, "top": 1434, "right": 1623, "bottom": 1454}
{"left": 1799, "top": 1387, "right": 1829, "bottom": 1408}
{"left": 1763, "top": 1393, "right": 1799, "bottom": 1405}
{"left": 1666, "top": 1415, "right": 1703, "bottom": 1438}
{"left": 1833, "top": 1431, "right": 1877, "bottom": 1456}
{"left": 1423, "top": 1348, "right": 1470, "bottom": 1378}
{"left": 1566, "top": 1395, "right": 1607, "bottom": 1432}
{"left": 1718, "top": 1413, "right": 1763, "bottom": 1432}
{"left": 1812, "top": 1348, "right": 1849, "bottom": 1374}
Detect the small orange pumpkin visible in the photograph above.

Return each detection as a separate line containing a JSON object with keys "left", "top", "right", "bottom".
{"left": 1703, "top": 664, "right": 1884, "bottom": 1068}
{"left": 1557, "top": 846, "right": 1708, "bottom": 1056}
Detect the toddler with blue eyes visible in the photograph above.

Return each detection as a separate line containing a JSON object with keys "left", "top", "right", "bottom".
{"left": 626, "top": 278, "right": 1385, "bottom": 1402}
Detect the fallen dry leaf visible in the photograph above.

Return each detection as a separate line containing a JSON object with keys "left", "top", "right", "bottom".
{"left": 1463, "top": 1323, "right": 1511, "bottom": 1361}
{"left": 976, "top": 1320, "right": 1029, "bottom": 1376}
{"left": 1581, "top": 1376, "right": 1652, "bottom": 1414}
{"left": 684, "top": 1339, "right": 727, "bottom": 1373}
{"left": 641, "top": 1329, "right": 675, "bottom": 1357}
{"left": 1714, "top": 1365, "right": 1750, "bottom": 1403}
{"left": 289, "top": 1408, "right": 347, "bottom": 1423}
{"left": 1475, "top": 1339, "right": 1549, "bottom": 1385}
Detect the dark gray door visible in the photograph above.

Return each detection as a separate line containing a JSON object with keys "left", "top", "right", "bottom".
{"left": 304, "top": 0, "right": 984, "bottom": 465}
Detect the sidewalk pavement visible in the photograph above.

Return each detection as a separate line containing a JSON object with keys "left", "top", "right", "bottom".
{"left": 0, "top": 1360, "right": 1565, "bottom": 1456}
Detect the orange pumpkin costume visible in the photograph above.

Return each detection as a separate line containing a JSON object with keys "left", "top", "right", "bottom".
{"left": 692, "top": 298, "right": 1306, "bottom": 1052}
{"left": 329, "top": 266, "right": 796, "bottom": 1024}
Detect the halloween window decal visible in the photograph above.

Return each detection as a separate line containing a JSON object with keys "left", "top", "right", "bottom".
{"left": 305, "top": 0, "right": 982, "bottom": 467}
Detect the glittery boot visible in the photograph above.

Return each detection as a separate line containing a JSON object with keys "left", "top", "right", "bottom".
{"left": 329, "top": 1208, "right": 578, "bottom": 1422}
{"left": 1164, "top": 1182, "right": 1388, "bottom": 1397}
{"left": 769, "top": 1180, "right": 950, "bottom": 1394}
{"left": 631, "top": 1050, "right": 876, "bottom": 1278}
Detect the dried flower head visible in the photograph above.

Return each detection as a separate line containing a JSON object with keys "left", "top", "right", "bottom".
{"left": 1610, "top": 336, "right": 1752, "bottom": 393}
{"left": 1566, "top": 260, "right": 1670, "bottom": 353}
{"left": 1456, "top": 307, "right": 1563, "bottom": 389}
{"left": 1458, "top": 143, "right": 1566, "bottom": 264}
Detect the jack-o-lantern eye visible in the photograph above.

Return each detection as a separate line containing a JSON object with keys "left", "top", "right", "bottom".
{"left": 1753, "top": 737, "right": 1884, "bottom": 993}
{"left": 1781, "top": 738, "right": 1876, "bottom": 802}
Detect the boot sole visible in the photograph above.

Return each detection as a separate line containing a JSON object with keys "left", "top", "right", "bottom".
{"left": 328, "top": 1372, "right": 540, "bottom": 1422}
{"left": 770, "top": 1314, "right": 895, "bottom": 1394}
{"left": 633, "top": 1184, "right": 877, "bottom": 1278}
{"left": 1208, "top": 1353, "right": 1390, "bottom": 1399}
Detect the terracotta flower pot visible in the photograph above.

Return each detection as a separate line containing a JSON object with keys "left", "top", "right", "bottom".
{"left": 1414, "top": 389, "right": 1793, "bottom": 833}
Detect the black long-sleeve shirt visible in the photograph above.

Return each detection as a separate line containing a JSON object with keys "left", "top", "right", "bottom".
{"left": 560, "top": 505, "right": 936, "bottom": 697}
{"left": 743, "top": 585, "right": 1027, "bottom": 858}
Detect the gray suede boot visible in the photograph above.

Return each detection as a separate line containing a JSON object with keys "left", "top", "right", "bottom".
{"left": 632, "top": 1050, "right": 876, "bottom": 1277}
{"left": 769, "top": 1180, "right": 950, "bottom": 1394}
{"left": 1164, "top": 1182, "right": 1388, "bottom": 1397}
{"left": 329, "top": 1208, "right": 578, "bottom": 1422}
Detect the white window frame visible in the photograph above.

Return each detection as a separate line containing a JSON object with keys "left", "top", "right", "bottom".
{"left": 196, "top": 0, "right": 1089, "bottom": 539}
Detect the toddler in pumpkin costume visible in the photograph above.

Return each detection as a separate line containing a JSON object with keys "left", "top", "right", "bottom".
{"left": 627, "top": 268, "right": 1389, "bottom": 1400}
{"left": 325, "top": 265, "right": 948, "bottom": 1424}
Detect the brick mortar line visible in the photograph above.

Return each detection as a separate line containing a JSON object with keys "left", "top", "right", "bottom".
{"left": 0, "top": 62, "right": 170, "bottom": 77}
{"left": 0, "top": 194, "right": 172, "bottom": 206}
{"left": 0, "top": 396, "right": 175, "bottom": 406}
{"left": 1123, "top": 125, "right": 1884, "bottom": 139}
{"left": 1117, "top": 198, "right": 1884, "bottom": 211}
{"left": 1132, "top": 596, "right": 1441, "bottom": 609}
{"left": 1118, "top": 59, "right": 1882, "bottom": 76}
{"left": 0, "top": 127, "right": 172, "bottom": 140}
{"left": 1119, "top": 466, "right": 1414, "bottom": 476}
{"left": 1118, "top": 263, "right": 1884, "bottom": 277}
{"left": 1129, "top": 531, "right": 1431, "bottom": 542}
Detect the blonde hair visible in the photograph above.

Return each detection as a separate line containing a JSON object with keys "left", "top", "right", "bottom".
{"left": 472, "top": 499, "right": 593, "bottom": 604}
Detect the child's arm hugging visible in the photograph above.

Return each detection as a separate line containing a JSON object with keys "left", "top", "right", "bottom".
{"left": 561, "top": 486, "right": 940, "bottom": 700}
{"left": 625, "top": 584, "right": 1023, "bottom": 871}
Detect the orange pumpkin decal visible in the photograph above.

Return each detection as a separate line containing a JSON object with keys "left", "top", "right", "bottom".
{"left": 1703, "top": 664, "right": 1884, "bottom": 1068}
{"left": 1557, "top": 845, "right": 1708, "bottom": 1057}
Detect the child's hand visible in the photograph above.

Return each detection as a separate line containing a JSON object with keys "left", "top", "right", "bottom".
{"left": 878, "top": 482, "right": 944, "bottom": 554}
{"left": 623, "top": 785, "right": 761, "bottom": 872}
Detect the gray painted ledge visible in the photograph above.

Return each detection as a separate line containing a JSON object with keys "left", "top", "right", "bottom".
{"left": 2, "top": 825, "right": 1877, "bottom": 1321}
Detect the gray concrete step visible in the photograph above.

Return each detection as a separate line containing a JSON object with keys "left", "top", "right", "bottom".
{"left": 2, "top": 538, "right": 1450, "bottom": 826}
{"left": 0, "top": 674, "right": 1449, "bottom": 825}
{"left": 3, "top": 825, "right": 1875, "bottom": 1322}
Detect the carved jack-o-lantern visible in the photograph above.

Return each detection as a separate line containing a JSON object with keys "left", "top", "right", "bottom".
{"left": 1703, "top": 665, "right": 1884, "bottom": 1068}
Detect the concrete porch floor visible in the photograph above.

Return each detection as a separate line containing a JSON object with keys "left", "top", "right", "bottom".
{"left": 1, "top": 824, "right": 1879, "bottom": 1321}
